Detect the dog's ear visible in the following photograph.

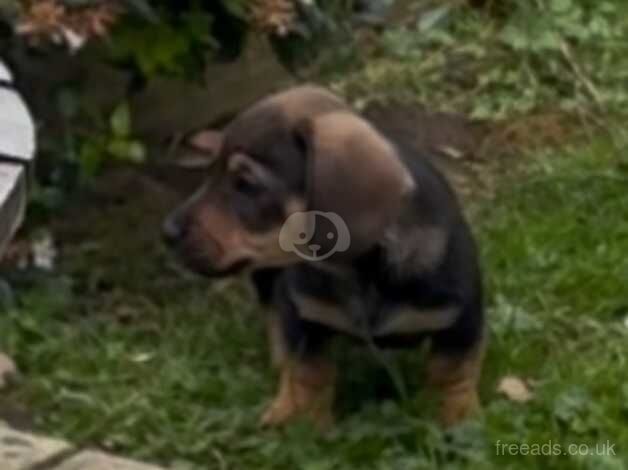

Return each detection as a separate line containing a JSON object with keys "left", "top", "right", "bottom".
{"left": 187, "top": 129, "right": 224, "bottom": 156}
{"left": 175, "top": 129, "right": 225, "bottom": 170}
{"left": 296, "top": 112, "right": 415, "bottom": 257}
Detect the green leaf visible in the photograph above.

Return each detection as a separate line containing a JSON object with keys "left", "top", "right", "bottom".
{"left": 106, "top": 139, "right": 146, "bottom": 163}
{"left": 56, "top": 88, "right": 80, "bottom": 119}
{"left": 125, "top": 141, "right": 147, "bottom": 163}
{"left": 221, "top": 0, "right": 249, "bottom": 19}
{"left": 418, "top": 6, "right": 452, "bottom": 33}
{"left": 550, "top": 0, "right": 573, "bottom": 14}
{"left": 123, "top": 0, "right": 158, "bottom": 22}
{"left": 0, "top": 0, "right": 21, "bottom": 25}
{"left": 79, "top": 140, "right": 106, "bottom": 180}
{"left": 110, "top": 104, "right": 132, "bottom": 138}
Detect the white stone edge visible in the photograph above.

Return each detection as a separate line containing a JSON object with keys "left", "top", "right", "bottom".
{"left": 0, "top": 90, "right": 37, "bottom": 162}
{"left": 0, "top": 60, "right": 12, "bottom": 82}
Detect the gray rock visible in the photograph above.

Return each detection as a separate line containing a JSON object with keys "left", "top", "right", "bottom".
{"left": 55, "top": 451, "right": 163, "bottom": 470}
{"left": 131, "top": 36, "right": 293, "bottom": 139}
{"left": 0, "top": 61, "right": 12, "bottom": 82}
{"left": 0, "top": 425, "right": 71, "bottom": 470}
{"left": 0, "top": 163, "right": 27, "bottom": 256}
{"left": 7, "top": 35, "right": 293, "bottom": 148}
{"left": 0, "top": 425, "right": 166, "bottom": 470}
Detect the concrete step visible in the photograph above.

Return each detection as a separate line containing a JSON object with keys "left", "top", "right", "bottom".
{"left": 0, "top": 424, "right": 163, "bottom": 470}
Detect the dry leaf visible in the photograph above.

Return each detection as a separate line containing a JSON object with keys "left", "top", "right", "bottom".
{"left": 497, "top": 375, "right": 534, "bottom": 403}
{"left": 32, "top": 231, "right": 57, "bottom": 271}
{"left": 61, "top": 27, "right": 86, "bottom": 53}
{"left": 16, "top": 0, "right": 122, "bottom": 51}
{"left": 16, "top": 0, "right": 65, "bottom": 37}
{"left": 250, "top": 0, "right": 298, "bottom": 37}
{"left": 130, "top": 352, "right": 154, "bottom": 363}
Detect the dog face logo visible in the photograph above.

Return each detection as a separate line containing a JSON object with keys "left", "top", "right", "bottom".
{"left": 279, "top": 211, "right": 350, "bottom": 261}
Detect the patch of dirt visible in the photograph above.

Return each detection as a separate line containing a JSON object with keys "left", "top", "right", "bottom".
{"left": 0, "top": 401, "right": 35, "bottom": 431}
{"left": 484, "top": 111, "right": 583, "bottom": 157}
{"left": 363, "top": 103, "right": 584, "bottom": 201}
{"left": 363, "top": 102, "right": 493, "bottom": 198}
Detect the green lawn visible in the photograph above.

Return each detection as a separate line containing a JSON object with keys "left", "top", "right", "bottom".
{"left": 1, "top": 137, "right": 627, "bottom": 469}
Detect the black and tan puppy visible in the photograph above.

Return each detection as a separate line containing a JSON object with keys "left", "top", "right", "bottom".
{"left": 163, "top": 86, "right": 485, "bottom": 428}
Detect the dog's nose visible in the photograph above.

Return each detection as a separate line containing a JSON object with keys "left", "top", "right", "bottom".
{"left": 162, "top": 213, "right": 185, "bottom": 246}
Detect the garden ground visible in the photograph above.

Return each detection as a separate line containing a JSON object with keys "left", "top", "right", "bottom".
{"left": 1, "top": 127, "right": 628, "bottom": 469}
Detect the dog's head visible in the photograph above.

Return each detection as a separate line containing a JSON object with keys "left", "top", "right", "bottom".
{"left": 163, "top": 85, "right": 414, "bottom": 277}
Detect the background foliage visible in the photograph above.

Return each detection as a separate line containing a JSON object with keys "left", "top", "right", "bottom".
{"left": 0, "top": 0, "right": 363, "bottom": 76}
{"left": 0, "top": 0, "right": 368, "bottom": 193}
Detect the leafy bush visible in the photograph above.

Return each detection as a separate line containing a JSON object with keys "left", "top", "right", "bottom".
{"left": 36, "top": 88, "right": 146, "bottom": 204}
{"left": 337, "top": 0, "right": 628, "bottom": 121}
{"left": 0, "top": 0, "right": 367, "bottom": 193}
{"left": 0, "top": 1, "right": 367, "bottom": 78}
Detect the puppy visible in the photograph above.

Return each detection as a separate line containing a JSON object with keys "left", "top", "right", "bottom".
{"left": 163, "top": 85, "right": 485, "bottom": 428}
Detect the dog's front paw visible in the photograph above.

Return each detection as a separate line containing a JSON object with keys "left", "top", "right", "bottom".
{"left": 260, "top": 397, "right": 300, "bottom": 427}
{"left": 260, "top": 360, "right": 336, "bottom": 430}
{"left": 439, "top": 388, "right": 480, "bottom": 427}
{"left": 259, "top": 392, "right": 335, "bottom": 430}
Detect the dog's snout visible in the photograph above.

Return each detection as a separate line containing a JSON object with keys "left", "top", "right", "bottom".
{"left": 162, "top": 212, "right": 186, "bottom": 246}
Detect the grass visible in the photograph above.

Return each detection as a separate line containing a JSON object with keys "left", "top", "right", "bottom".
{"left": 1, "top": 137, "right": 628, "bottom": 469}
{"left": 331, "top": 0, "right": 628, "bottom": 122}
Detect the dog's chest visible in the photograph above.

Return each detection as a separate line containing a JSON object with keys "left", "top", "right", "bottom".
{"left": 288, "top": 266, "right": 458, "bottom": 338}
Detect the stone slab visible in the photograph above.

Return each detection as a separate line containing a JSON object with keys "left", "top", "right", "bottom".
{"left": 6, "top": 36, "right": 292, "bottom": 146}
{"left": 0, "top": 87, "right": 36, "bottom": 161}
{"left": 56, "top": 451, "right": 163, "bottom": 470}
{"left": 0, "top": 425, "right": 166, "bottom": 470}
{"left": 0, "top": 162, "right": 26, "bottom": 256}
{"left": 0, "top": 61, "right": 12, "bottom": 82}
{"left": 0, "top": 424, "right": 71, "bottom": 470}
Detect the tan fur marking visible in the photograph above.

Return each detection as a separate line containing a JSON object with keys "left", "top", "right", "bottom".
{"left": 187, "top": 129, "right": 224, "bottom": 156}
{"left": 384, "top": 225, "right": 448, "bottom": 275}
{"left": 260, "top": 357, "right": 336, "bottom": 430}
{"left": 426, "top": 339, "right": 486, "bottom": 427}
{"left": 265, "top": 312, "right": 287, "bottom": 369}
{"left": 294, "top": 295, "right": 459, "bottom": 337}
{"left": 374, "top": 305, "right": 460, "bottom": 337}
{"left": 192, "top": 197, "right": 306, "bottom": 270}
{"left": 254, "top": 85, "right": 347, "bottom": 122}
{"left": 293, "top": 294, "right": 357, "bottom": 336}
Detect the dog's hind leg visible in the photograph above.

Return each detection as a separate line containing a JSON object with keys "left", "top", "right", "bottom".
{"left": 426, "top": 312, "right": 486, "bottom": 427}
{"left": 265, "top": 310, "right": 288, "bottom": 369}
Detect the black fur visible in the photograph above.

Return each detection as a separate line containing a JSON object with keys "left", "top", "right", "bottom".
{"left": 252, "top": 132, "right": 484, "bottom": 359}
{"left": 166, "top": 87, "right": 484, "bottom": 365}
